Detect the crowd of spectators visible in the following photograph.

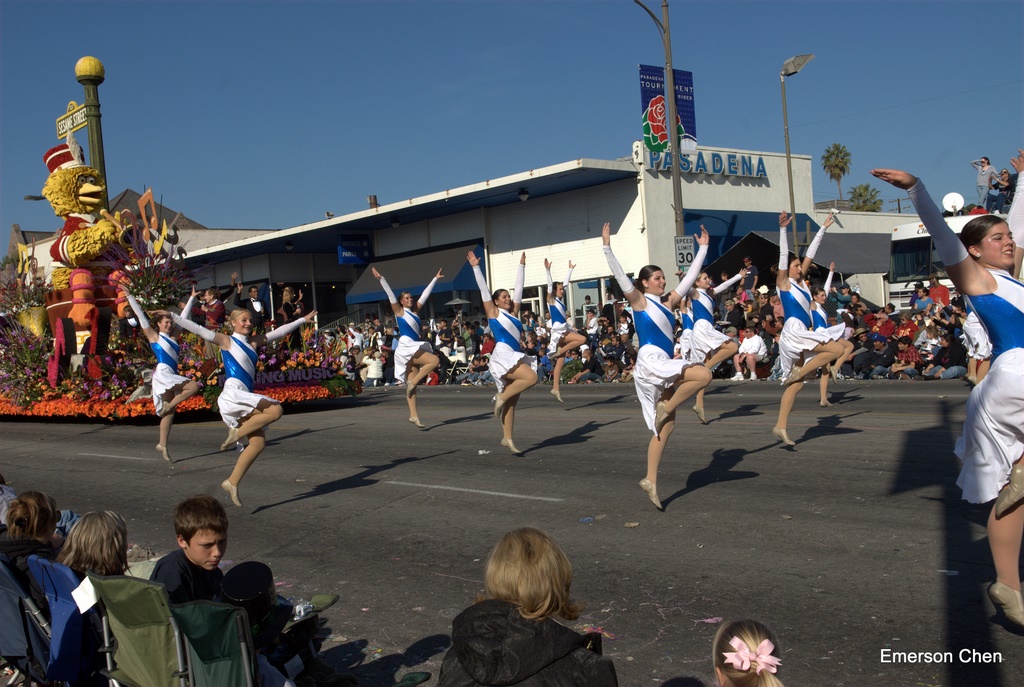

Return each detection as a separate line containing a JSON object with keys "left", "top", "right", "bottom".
{"left": 333, "top": 262, "right": 981, "bottom": 391}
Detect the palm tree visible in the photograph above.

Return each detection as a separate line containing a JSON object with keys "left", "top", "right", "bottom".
{"left": 849, "top": 183, "right": 883, "bottom": 212}
{"left": 822, "top": 144, "right": 852, "bottom": 201}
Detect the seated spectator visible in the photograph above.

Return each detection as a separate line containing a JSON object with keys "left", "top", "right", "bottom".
{"left": 480, "top": 332, "right": 496, "bottom": 356}
{"left": 343, "top": 346, "right": 367, "bottom": 381}
{"left": 602, "top": 359, "right": 621, "bottom": 383}
{"left": 584, "top": 311, "right": 600, "bottom": 348}
{"left": 437, "top": 527, "right": 617, "bottom": 687}
{"left": 889, "top": 336, "right": 924, "bottom": 380}
{"left": 723, "top": 299, "right": 744, "bottom": 330}
{"left": 569, "top": 346, "right": 603, "bottom": 384}
{"left": 854, "top": 333, "right": 895, "bottom": 379}
{"left": 867, "top": 310, "right": 896, "bottom": 339}
{"left": 150, "top": 494, "right": 228, "bottom": 604}
{"left": 912, "top": 286, "right": 935, "bottom": 316}
{"left": 732, "top": 326, "right": 768, "bottom": 380}
{"left": 0, "top": 491, "right": 60, "bottom": 609}
{"left": 222, "top": 561, "right": 297, "bottom": 687}
{"left": 921, "top": 331, "right": 968, "bottom": 380}
{"left": 712, "top": 619, "right": 783, "bottom": 687}
{"left": 915, "top": 323, "right": 942, "bottom": 359}
{"left": 57, "top": 511, "right": 129, "bottom": 578}
{"left": 893, "top": 312, "right": 919, "bottom": 341}
{"left": 364, "top": 351, "right": 384, "bottom": 387}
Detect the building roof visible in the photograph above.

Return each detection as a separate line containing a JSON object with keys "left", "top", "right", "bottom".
{"left": 706, "top": 230, "right": 892, "bottom": 280}
{"left": 182, "top": 158, "right": 638, "bottom": 263}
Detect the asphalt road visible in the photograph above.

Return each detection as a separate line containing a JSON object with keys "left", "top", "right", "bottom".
{"left": 2, "top": 378, "right": 1021, "bottom": 687}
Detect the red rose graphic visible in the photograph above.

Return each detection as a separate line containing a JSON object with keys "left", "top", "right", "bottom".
{"left": 647, "top": 95, "right": 668, "bottom": 143}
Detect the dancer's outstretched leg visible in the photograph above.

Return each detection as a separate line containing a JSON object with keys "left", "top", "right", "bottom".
{"left": 693, "top": 342, "right": 737, "bottom": 422}
{"left": 406, "top": 352, "right": 438, "bottom": 427}
{"left": 654, "top": 365, "right": 712, "bottom": 436}
{"left": 784, "top": 341, "right": 844, "bottom": 385}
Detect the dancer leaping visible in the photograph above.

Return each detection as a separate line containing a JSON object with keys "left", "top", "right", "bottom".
{"left": 602, "top": 222, "right": 713, "bottom": 510}
{"left": 545, "top": 259, "right": 588, "bottom": 403}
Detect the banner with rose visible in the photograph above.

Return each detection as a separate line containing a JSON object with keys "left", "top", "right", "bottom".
{"left": 639, "top": 64, "right": 697, "bottom": 153}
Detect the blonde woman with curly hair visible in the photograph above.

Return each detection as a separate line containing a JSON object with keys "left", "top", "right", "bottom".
{"left": 712, "top": 619, "right": 784, "bottom": 687}
{"left": 57, "top": 511, "right": 128, "bottom": 578}
{"left": 438, "top": 527, "right": 617, "bottom": 686}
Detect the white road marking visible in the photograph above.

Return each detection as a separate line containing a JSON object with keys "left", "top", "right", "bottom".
{"left": 386, "top": 481, "right": 563, "bottom": 502}
{"left": 78, "top": 453, "right": 151, "bottom": 461}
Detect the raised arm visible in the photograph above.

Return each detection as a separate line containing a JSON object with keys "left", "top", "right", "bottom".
{"left": 563, "top": 261, "right": 575, "bottom": 289}
{"left": 823, "top": 262, "right": 836, "bottom": 295}
{"left": 544, "top": 258, "right": 555, "bottom": 304}
{"left": 801, "top": 212, "right": 835, "bottom": 275}
{"left": 253, "top": 309, "right": 317, "bottom": 347}
{"left": 601, "top": 222, "right": 646, "bottom": 312}
{"left": 1007, "top": 149, "right": 1024, "bottom": 277}
{"left": 124, "top": 290, "right": 159, "bottom": 343}
{"left": 467, "top": 251, "right": 499, "bottom": 319}
{"left": 173, "top": 286, "right": 199, "bottom": 336}
{"left": 372, "top": 267, "right": 404, "bottom": 318}
{"left": 713, "top": 268, "right": 746, "bottom": 296}
{"left": 872, "top": 168, "right": 995, "bottom": 296}
{"left": 418, "top": 269, "right": 443, "bottom": 310}
{"left": 167, "top": 310, "right": 233, "bottom": 348}
{"left": 510, "top": 253, "right": 525, "bottom": 316}
{"left": 777, "top": 211, "right": 792, "bottom": 290}
{"left": 665, "top": 226, "right": 709, "bottom": 310}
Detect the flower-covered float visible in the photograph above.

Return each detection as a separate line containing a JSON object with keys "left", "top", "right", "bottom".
{"left": 1, "top": 148, "right": 358, "bottom": 420}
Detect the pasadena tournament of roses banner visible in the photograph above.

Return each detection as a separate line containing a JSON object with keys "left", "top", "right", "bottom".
{"left": 639, "top": 64, "right": 697, "bottom": 153}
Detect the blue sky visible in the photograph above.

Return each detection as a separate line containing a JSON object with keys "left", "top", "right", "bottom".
{"left": 2, "top": 0, "right": 1021, "bottom": 252}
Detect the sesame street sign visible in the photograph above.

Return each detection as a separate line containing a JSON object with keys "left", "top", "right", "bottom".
{"left": 56, "top": 101, "right": 87, "bottom": 139}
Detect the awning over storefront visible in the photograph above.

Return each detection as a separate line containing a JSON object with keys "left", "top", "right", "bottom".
{"left": 345, "top": 243, "right": 484, "bottom": 305}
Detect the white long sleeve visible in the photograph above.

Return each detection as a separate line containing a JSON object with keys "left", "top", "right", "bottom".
{"left": 602, "top": 246, "right": 635, "bottom": 295}
{"left": 379, "top": 275, "right": 398, "bottom": 304}
{"left": 513, "top": 262, "right": 525, "bottom": 304}
{"left": 907, "top": 180, "right": 969, "bottom": 268}
{"left": 472, "top": 265, "right": 490, "bottom": 297}
{"left": 1006, "top": 172, "right": 1024, "bottom": 236}
{"left": 713, "top": 271, "right": 744, "bottom": 296}
{"left": 171, "top": 312, "right": 216, "bottom": 341}
{"left": 779, "top": 220, "right": 790, "bottom": 272}
{"left": 545, "top": 266, "right": 554, "bottom": 292}
{"left": 124, "top": 292, "right": 150, "bottom": 329}
{"left": 266, "top": 317, "right": 307, "bottom": 342}
{"left": 418, "top": 276, "right": 439, "bottom": 307}
{"left": 823, "top": 269, "right": 834, "bottom": 295}
{"left": 563, "top": 266, "right": 574, "bottom": 289}
{"left": 674, "top": 244, "right": 708, "bottom": 297}
{"left": 805, "top": 223, "right": 827, "bottom": 261}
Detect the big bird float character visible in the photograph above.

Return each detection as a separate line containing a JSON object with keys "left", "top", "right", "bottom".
{"left": 42, "top": 132, "right": 124, "bottom": 356}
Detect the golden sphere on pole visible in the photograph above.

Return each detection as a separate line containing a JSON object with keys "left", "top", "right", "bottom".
{"left": 75, "top": 56, "right": 105, "bottom": 83}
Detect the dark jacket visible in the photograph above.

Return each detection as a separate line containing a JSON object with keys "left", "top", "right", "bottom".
{"left": 438, "top": 599, "right": 617, "bottom": 687}
{"left": 234, "top": 290, "right": 270, "bottom": 332}
{"left": 0, "top": 532, "right": 56, "bottom": 610}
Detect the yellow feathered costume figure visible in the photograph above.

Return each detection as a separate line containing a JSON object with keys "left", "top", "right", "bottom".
{"left": 43, "top": 133, "right": 122, "bottom": 290}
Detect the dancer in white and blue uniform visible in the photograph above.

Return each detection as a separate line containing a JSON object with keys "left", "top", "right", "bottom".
{"left": 602, "top": 222, "right": 713, "bottom": 511}
{"left": 811, "top": 262, "right": 854, "bottom": 407}
{"left": 169, "top": 305, "right": 316, "bottom": 507}
{"left": 544, "top": 258, "right": 588, "bottom": 403}
{"left": 875, "top": 153, "right": 1024, "bottom": 629}
{"left": 686, "top": 267, "right": 746, "bottom": 423}
{"left": 676, "top": 305, "right": 694, "bottom": 363}
{"left": 124, "top": 287, "right": 201, "bottom": 462}
{"left": 468, "top": 250, "right": 538, "bottom": 455}
{"left": 771, "top": 212, "right": 846, "bottom": 447}
{"left": 961, "top": 305, "right": 993, "bottom": 385}
{"left": 372, "top": 266, "right": 442, "bottom": 428}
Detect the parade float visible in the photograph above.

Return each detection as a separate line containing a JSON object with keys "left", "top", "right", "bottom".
{"left": 1, "top": 62, "right": 359, "bottom": 420}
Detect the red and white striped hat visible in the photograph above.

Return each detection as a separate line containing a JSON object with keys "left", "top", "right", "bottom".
{"left": 43, "top": 133, "right": 86, "bottom": 174}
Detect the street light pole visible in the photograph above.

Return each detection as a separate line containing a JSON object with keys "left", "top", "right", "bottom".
{"left": 75, "top": 56, "right": 108, "bottom": 210}
{"left": 780, "top": 53, "right": 813, "bottom": 253}
{"left": 635, "top": 0, "right": 684, "bottom": 237}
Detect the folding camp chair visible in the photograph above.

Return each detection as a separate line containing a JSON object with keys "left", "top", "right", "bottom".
{"left": 0, "top": 553, "right": 50, "bottom": 686}
{"left": 171, "top": 601, "right": 256, "bottom": 687}
{"left": 26, "top": 555, "right": 105, "bottom": 686}
{"left": 445, "top": 346, "right": 469, "bottom": 383}
{"left": 86, "top": 573, "right": 188, "bottom": 687}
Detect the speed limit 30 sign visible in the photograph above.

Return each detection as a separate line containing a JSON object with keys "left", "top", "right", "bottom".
{"left": 675, "top": 235, "right": 695, "bottom": 267}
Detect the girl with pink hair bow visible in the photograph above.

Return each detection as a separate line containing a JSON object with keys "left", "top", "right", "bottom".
{"left": 712, "top": 619, "right": 784, "bottom": 687}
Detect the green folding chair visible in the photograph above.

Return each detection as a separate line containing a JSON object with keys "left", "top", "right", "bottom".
{"left": 171, "top": 601, "right": 256, "bottom": 687}
{"left": 86, "top": 573, "right": 188, "bottom": 687}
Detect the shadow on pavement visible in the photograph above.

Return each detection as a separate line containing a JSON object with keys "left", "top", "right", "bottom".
{"left": 662, "top": 447, "right": 757, "bottom": 510}
{"left": 323, "top": 633, "right": 451, "bottom": 687}
{"left": 251, "top": 452, "right": 454, "bottom": 513}
{"left": 528, "top": 418, "right": 627, "bottom": 453}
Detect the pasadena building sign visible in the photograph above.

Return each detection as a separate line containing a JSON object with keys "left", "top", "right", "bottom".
{"left": 636, "top": 145, "right": 768, "bottom": 179}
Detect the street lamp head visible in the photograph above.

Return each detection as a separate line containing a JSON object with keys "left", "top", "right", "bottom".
{"left": 75, "top": 56, "right": 105, "bottom": 84}
{"left": 781, "top": 53, "right": 814, "bottom": 77}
